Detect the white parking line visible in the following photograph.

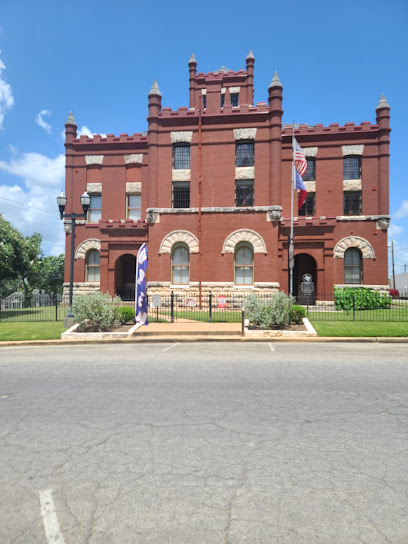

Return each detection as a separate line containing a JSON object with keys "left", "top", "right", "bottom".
{"left": 39, "top": 489, "right": 65, "bottom": 544}
{"left": 268, "top": 343, "right": 275, "bottom": 352}
{"left": 162, "top": 343, "right": 180, "bottom": 352}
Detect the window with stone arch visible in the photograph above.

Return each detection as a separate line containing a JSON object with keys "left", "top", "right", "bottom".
{"left": 171, "top": 243, "right": 190, "bottom": 285}
{"left": 86, "top": 249, "right": 100, "bottom": 282}
{"left": 234, "top": 243, "right": 254, "bottom": 285}
{"left": 344, "top": 247, "right": 363, "bottom": 284}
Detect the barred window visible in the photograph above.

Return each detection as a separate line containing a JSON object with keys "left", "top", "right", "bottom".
{"left": 236, "top": 141, "right": 254, "bottom": 167}
{"left": 172, "top": 244, "right": 189, "bottom": 285}
{"left": 235, "top": 180, "right": 254, "bottom": 206}
{"left": 127, "top": 194, "right": 141, "bottom": 220}
{"left": 299, "top": 193, "right": 315, "bottom": 216}
{"left": 343, "top": 156, "right": 361, "bottom": 180}
{"left": 86, "top": 250, "right": 100, "bottom": 282}
{"left": 202, "top": 95, "right": 206, "bottom": 109}
{"left": 87, "top": 195, "right": 101, "bottom": 223}
{"left": 304, "top": 159, "right": 315, "bottom": 181}
{"left": 230, "top": 93, "right": 239, "bottom": 106}
{"left": 172, "top": 182, "right": 190, "bottom": 208}
{"left": 221, "top": 94, "right": 225, "bottom": 108}
{"left": 344, "top": 248, "right": 363, "bottom": 284}
{"left": 235, "top": 244, "right": 254, "bottom": 285}
{"left": 344, "top": 191, "right": 362, "bottom": 215}
{"left": 173, "top": 144, "right": 190, "bottom": 169}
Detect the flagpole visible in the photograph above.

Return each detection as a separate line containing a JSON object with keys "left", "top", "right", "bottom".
{"left": 289, "top": 123, "right": 295, "bottom": 297}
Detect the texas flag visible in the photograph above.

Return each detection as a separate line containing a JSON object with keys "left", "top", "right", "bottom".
{"left": 296, "top": 170, "right": 307, "bottom": 210}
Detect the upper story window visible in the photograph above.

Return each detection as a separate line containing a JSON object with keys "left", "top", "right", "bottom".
{"left": 304, "top": 159, "right": 315, "bottom": 181}
{"left": 86, "top": 250, "right": 100, "bottom": 282}
{"left": 87, "top": 195, "right": 101, "bottom": 223}
{"left": 299, "top": 193, "right": 315, "bottom": 216}
{"left": 235, "top": 180, "right": 254, "bottom": 206}
{"left": 344, "top": 248, "right": 363, "bottom": 284}
{"left": 230, "top": 93, "right": 239, "bottom": 106}
{"left": 127, "top": 194, "right": 141, "bottom": 220}
{"left": 221, "top": 94, "right": 225, "bottom": 108}
{"left": 202, "top": 95, "right": 206, "bottom": 109}
{"left": 236, "top": 141, "right": 254, "bottom": 167}
{"left": 171, "top": 244, "right": 189, "bottom": 285}
{"left": 235, "top": 243, "right": 254, "bottom": 285}
{"left": 173, "top": 143, "right": 190, "bottom": 169}
{"left": 344, "top": 191, "right": 362, "bottom": 215}
{"left": 343, "top": 156, "right": 361, "bottom": 180}
{"left": 172, "top": 182, "right": 190, "bottom": 208}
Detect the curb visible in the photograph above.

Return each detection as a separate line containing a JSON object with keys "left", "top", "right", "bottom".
{"left": 1, "top": 336, "right": 408, "bottom": 347}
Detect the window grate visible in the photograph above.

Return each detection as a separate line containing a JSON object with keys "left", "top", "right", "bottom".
{"left": 303, "top": 159, "right": 315, "bottom": 181}
{"left": 173, "top": 182, "right": 190, "bottom": 208}
{"left": 235, "top": 180, "right": 254, "bottom": 206}
{"left": 173, "top": 144, "right": 190, "bottom": 169}
{"left": 230, "top": 93, "right": 239, "bottom": 107}
{"left": 343, "top": 191, "right": 362, "bottom": 215}
{"left": 236, "top": 141, "right": 254, "bottom": 167}
{"left": 343, "top": 156, "right": 361, "bottom": 180}
{"left": 298, "top": 193, "right": 315, "bottom": 216}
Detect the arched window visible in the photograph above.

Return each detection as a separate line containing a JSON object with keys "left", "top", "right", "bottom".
{"left": 344, "top": 248, "right": 363, "bottom": 284}
{"left": 235, "top": 243, "right": 254, "bottom": 285}
{"left": 86, "top": 249, "right": 100, "bottom": 282}
{"left": 171, "top": 244, "right": 189, "bottom": 285}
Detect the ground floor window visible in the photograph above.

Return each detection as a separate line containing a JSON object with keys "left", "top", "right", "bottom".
{"left": 344, "top": 247, "right": 363, "bottom": 284}
{"left": 171, "top": 244, "right": 189, "bottom": 284}
{"left": 235, "top": 243, "right": 254, "bottom": 285}
{"left": 86, "top": 249, "right": 100, "bottom": 282}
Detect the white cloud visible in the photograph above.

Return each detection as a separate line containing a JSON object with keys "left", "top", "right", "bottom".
{"left": 388, "top": 224, "right": 402, "bottom": 237}
{"left": 394, "top": 200, "right": 408, "bottom": 219}
{"left": 0, "top": 151, "right": 66, "bottom": 255}
{"left": 35, "top": 109, "right": 52, "bottom": 134}
{"left": 0, "top": 52, "right": 14, "bottom": 130}
{"left": 60, "top": 124, "right": 107, "bottom": 142}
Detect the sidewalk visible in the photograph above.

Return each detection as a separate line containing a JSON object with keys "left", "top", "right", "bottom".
{"left": 0, "top": 320, "right": 407, "bottom": 346}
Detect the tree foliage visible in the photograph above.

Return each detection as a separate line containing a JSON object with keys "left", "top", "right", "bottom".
{"left": 38, "top": 255, "right": 65, "bottom": 297}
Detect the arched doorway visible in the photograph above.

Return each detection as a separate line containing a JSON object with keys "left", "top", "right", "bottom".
{"left": 115, "top": 254, "right": 136, "bottom": 300}
{"left": 294, "top": 253, "right": 317, "bottom": 302}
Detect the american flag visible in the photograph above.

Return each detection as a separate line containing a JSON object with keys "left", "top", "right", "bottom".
{"left": 294, "top": 139, "right": 307, "bottom": 177}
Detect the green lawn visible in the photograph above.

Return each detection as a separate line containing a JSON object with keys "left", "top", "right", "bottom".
{"left": 308, "top": 307, "right": 408, "bottom": 322}
{"left": 311, "top": 321, "right": 408, "bottom": 337}
{"left": 0, "top": 322, "right": 67, "bottom": 341}
{"left": 171, "top": 310, "right": 241, "bottom": 323}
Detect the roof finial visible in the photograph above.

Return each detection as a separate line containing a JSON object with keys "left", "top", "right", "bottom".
{"left": 65, "top": 111, "right": 77, "bottom": 127}
{"left": 246, "top": 49, "right": 255, "bottom": 61}
{"left": 268, "top": 71, "right": 282, "bottom": 89}
{"left": 148, "top": 80, "right": 162, "bottom": 98}
{"left": 376, "top": 93, "right": 390, "bottom": 110}
{"left": 188, "top": 53, "right": 197, "bottom": 65}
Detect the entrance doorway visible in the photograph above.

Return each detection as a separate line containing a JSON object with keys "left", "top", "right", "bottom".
{"left": 115, "top": 254, "right": 136, "bottom": 300}
{"left": 294, "top": 253, "right": 317, "bottom": 302}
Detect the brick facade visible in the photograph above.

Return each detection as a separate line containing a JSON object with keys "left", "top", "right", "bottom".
{"left": 63, "top": 52, "right": 391, "bottom": 299}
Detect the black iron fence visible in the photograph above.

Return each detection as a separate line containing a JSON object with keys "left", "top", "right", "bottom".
{"left": 1, "top": 290, "right": 407, "bottom": 324}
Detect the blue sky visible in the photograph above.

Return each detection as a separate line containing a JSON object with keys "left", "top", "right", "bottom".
{"left": 0, "top": 0, "right": 407, "bottom": 277}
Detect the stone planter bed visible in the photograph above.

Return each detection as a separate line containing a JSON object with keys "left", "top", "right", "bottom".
{"left": 245, "top": 318, "right": 317, "bottom": 338}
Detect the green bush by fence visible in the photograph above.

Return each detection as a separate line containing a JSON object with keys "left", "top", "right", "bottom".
{"left": 334, "top": 287, "right": 391, "bottom": 311}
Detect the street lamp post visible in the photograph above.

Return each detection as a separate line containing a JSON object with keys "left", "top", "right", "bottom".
{"left": 57, "top": 191, "right": 90, "bottom": 327}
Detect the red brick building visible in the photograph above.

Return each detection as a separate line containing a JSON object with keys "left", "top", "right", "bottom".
{"left": 63, "top": 51, "right": 391, "bottom": 300}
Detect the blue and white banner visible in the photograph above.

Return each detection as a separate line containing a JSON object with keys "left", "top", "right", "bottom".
{"left": 135, "top": 243, "right": 148, "bottom": 326}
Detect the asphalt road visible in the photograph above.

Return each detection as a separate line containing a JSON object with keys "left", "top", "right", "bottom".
{"left": 0, "top": 342, "right": 407, "bottom": 544}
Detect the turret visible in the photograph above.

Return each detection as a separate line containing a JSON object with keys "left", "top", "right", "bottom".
{"left": 376, "top": 94, "right": 391, "bottom": 216}
{"left": 147, "top": 81, "right": 162, "bottom": 208}
{"left": 188, "top": 54, "right": 197, "bottom": 109}
{"left": 268, "top": 72, "right": 283, "bottom": 204}
{"left": 65, "top": 111, "right": 77, "bottom": 144}
{"left": 245, "top": 50, "right": 255, "bottom": 105}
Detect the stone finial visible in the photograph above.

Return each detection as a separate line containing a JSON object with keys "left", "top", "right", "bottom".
{"left": 148, "top": 80, "right": 162, "bottom": 98}
{"left": 246, "top": 49, "right": 255, "bottom": 61}
{"left": 376, "top": 94, "right": 390, "bottom": 110}
{"left": 188, "top": 53, "right": 197, "bottom": 65}
{"left": 268, "top": 71, "right": 282, "bottom": 89}
{"left": 65, "top": 111, "right": 77, "bottom": 126}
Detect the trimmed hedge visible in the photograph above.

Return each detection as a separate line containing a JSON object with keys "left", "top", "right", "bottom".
{"left": 334, "top": 287, "right": 391, "bottom": 311}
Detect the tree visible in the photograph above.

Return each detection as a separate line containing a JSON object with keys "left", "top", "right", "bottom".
{"left": 0, "top": 215, "right": 43, "bottom": 302}
{"left": 38, "top": 255, "right": 65, "bottom": 298}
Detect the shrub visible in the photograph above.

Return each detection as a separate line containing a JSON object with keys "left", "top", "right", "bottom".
{"left": 115, "top": 306, "right": 135, "bottom": 325}
{"left": 290, "top": 305, "right": 306, "bottom": 324}
{"left": 246, "top": 292, "right": 294, "bottom": 329}
{"left": 72, "top": 292, "right": 121, "bottom": 332}
{"left": 334, "top": 287, "right": 391, "bottom": 311}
